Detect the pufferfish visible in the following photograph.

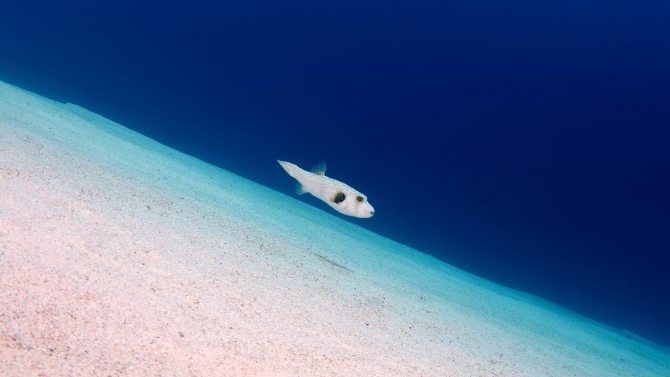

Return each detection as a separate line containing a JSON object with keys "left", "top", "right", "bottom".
{"left": 277, "top": 160, "right": 375, "bottom": 218}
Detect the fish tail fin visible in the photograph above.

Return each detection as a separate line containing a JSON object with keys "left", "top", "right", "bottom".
{"left": 278, "top": 160, "right": 308, "bottom": 195}
{"left": 277, "top": 160, "right": 299, "bottom": 178}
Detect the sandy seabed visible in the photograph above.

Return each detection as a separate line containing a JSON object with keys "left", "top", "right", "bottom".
{"left": 1, "top": 80, "right": 668, "bottom": 376}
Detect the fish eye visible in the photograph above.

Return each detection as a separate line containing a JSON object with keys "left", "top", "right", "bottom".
{"left": 356, "top": 195, "right": 364, "bottom": 203}
{"left": 334, "top": 192, "right": 346, "bottom": 204}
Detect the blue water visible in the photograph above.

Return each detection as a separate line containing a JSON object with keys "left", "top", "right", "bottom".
{"left": 2, "top": 1, "right": 669, "bottom": 347}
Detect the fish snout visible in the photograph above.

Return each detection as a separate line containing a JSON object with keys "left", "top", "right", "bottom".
{"left": 364, "top": 204, "right": 375, "bottom": 217}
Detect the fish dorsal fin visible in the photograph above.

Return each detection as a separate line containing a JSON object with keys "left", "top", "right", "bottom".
{"left": 311, "top": 162, "right": 327, "bottom": 176}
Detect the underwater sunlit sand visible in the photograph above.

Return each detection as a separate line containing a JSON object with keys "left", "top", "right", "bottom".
{"left": 1, "top": 80, "right": 668, "bottom": 376}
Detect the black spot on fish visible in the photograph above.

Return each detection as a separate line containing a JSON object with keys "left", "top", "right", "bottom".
{"left": 333, "top": 191, "right": 346, "bottom": 204}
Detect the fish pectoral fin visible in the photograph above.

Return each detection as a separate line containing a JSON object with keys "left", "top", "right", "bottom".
{"left": 330, "top": 191, "right": 346, "bottom": 203}
{"left": 310, "top": 162, "right": 327, "bottom": 176}
{"left": 295, "top": 182, "right": 308, "bottom": 195}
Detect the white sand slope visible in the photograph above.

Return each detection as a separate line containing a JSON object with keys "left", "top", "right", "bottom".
{"left": 0, "top": 80, "right": 668, "bottom": 377}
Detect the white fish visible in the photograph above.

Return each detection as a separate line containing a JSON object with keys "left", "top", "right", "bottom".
{"left": 278, "top": 160, "right": 375, "bottom": 218}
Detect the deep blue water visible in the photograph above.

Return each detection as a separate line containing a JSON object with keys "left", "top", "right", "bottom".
{"left": 2, "top": 1, "right": 669, "bottom": 346}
